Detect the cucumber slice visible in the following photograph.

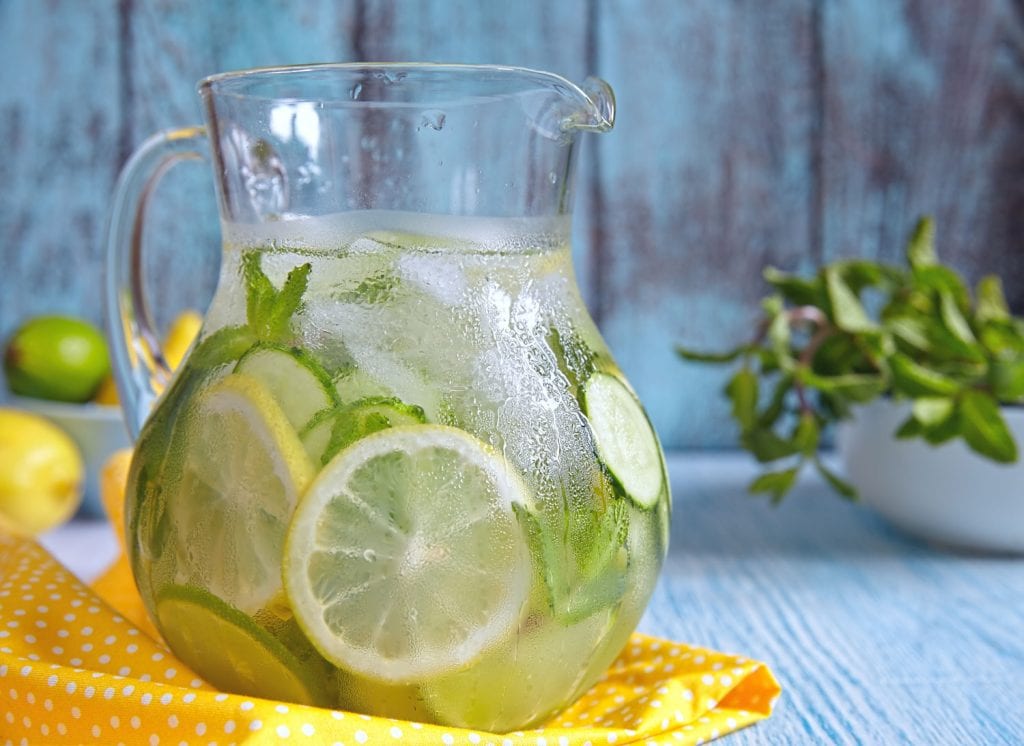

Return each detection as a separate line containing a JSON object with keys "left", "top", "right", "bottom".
{"left": 235, "top": 342, "right": 338, "bottom": 431}
{"left": 156, "top": 585, "right": 332, "bottom": 706}
{"left": 582, "top": 373, "right": 665, "bottom": 508}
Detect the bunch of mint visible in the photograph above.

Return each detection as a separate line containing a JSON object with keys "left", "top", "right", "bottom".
{"left": 677, "top": 217, "right": 1024, "bottom": 501}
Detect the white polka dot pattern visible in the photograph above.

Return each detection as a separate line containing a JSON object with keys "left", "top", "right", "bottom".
{"left": 0, "top": 533, "right": 780, "bottom": 744}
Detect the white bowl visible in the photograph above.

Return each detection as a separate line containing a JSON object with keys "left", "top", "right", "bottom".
{"left": 8, "top": 396, "right": 131, "bottom": 518}
{"left": 836, "top": 400, "right": 1024, "bottom": 553}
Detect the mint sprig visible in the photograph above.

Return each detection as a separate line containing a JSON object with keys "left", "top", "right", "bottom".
{"left": 678, "top": 217, "right": 1023, "bottom": 501}
{"left": 515, "top": 485, "right": 629, "bottom": 624}
{"left": 190, "top": 250, "right": 312, "bottom": 369}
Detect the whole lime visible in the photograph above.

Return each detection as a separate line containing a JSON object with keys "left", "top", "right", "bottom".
{"left": 4, "top": 316, "right": 111, "bottom": 403}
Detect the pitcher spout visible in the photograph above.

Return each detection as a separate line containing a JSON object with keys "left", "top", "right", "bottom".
{"left": 563, "top": 76, "right": 616, "bottom": 133}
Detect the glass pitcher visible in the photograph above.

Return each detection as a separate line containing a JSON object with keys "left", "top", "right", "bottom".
{"left": 106, "top": 63, "right": 670, "bottom": 732}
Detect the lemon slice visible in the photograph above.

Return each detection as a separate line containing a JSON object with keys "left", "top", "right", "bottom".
{"left": 156, "top": 585, "right": 331, "bottom": 706}
{"left": 170, "top": 372, "right": 314, "bottom": 614}
{"left": 422, "top": 607, "right": 614, "bottom": 732}
{"left": 284, "top": 424, "right": 533, "bottom": 683}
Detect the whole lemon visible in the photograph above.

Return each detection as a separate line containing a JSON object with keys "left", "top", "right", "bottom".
{"left": 4, "top": 316, "right": 110, "bottom": 403}
{"left": 0, "top": 408, "right": 84, "bottom": 535}
{"left": 163, "top": 310, "right": 203, "bottom": 369}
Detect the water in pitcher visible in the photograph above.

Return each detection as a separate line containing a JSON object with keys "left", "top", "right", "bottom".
{"left": 125, "top": 210, "right": 670, "bottom": 732}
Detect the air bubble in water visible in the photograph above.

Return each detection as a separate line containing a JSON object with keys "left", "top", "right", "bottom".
{"left": 350, "top": 83, "right": 363, "bottom": 100}
{"left": 419, "top": 110, "right": 446, "bottom": 131}
{"left": 375, "top": 70, "right": 407, "bottom": 86}
{"left": 363, "top": 549, "right": 377, "bottom": 562}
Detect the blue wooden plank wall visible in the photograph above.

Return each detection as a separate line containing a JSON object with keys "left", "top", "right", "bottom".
{"left": 1, "top": 0, "right": 1022, "bottom": 449}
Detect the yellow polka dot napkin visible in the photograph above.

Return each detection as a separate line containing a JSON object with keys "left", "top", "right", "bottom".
{"left": 0, "top": 454, "right": 781, "bottom": 744}
{"left": 0, "top": 533, "right": 780, "bottom": 745}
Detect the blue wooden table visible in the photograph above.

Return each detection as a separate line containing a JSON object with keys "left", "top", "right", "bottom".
{"left": 42, "top": 453, "right": 1024, "bottom": 744}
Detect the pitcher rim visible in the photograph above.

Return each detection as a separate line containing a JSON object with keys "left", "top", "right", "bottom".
{"left": 198, "top": 62, "right": 613, "bottom": 129}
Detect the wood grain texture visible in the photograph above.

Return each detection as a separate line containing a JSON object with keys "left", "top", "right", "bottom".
{"left": 819, "top": 0, "right": 1024, "bottom": 302}
{"left": 644, "top": 454, "right": 1024, "bottom": 744}
{"left": 1, "top": 1, "right": 1024, "bottom": 451}
{"left": 592, "top": 0, "right": 819, "bottom": 449}
{"left": 0, "top": 1, "right": 122, "bottom": 338}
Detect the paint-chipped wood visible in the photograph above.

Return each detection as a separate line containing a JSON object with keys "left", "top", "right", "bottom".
{"left": 819, "top": 0, "right": 1024, "bottom": 302}
{"left": 592, "top": 0, "right": 819, "bottom": 449}
{"left": 0, "top": 3, "right": 122, "bottom": 338}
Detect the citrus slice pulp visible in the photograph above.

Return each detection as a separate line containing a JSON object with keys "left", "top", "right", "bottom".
{"left": 284, "top": 424, "right": 533, "bottom": 683}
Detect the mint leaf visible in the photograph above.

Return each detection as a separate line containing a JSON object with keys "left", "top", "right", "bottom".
{"left": 886, "top": 316, "right": 931, "bottom": 352}
{"left": 976, "top": 275, "right": 1010, "bottom": 323}
{"left": 959, "top": 389, "right": 1017, "bottom": 463}
{"left": 814, "top": 459, "right": 857, "bottom": 500}
{"left": 798, "top": 370, "right": 887, "bottom": 403}
{"left": 725, "top": 368, "right": 758, "bottom": 432}
{"left": 515, "top": 494, "right": 629, "bottom": 624}
{"left": 990, "top": 359, "right": 1024, "bottom": 401}
{"left": 911, "top": 396, "right": 955, "bottom": 426}
{"left": 939, "top": 291, "right": 976, "bottom": 346}
{"left": 889, "top": 354, "right": 960, "bottom": 396}
{"left": 748, "top": 467, "right": 800, "bottom": 503}
{"left": 906, "top": 216, "right": 937, "bottom": 268}
{"left": 676, "top": 344, "right": 748, "bottom": 364}
{"left": 838, "top": 259, "right": 899, "bottom": 294}
{"left": 825, "top": 267, "right": 875, "bottom": 332}
{"left": 187, "top": 325, "right": 255, "bottom": 369}
{"left": 913, "top": 265, "right": 970, "bottom": 310}
{"left": 242, "top": 251, "right": 277, "bottom": 329}
{"left": 793, "top": 413, "right": 819, "bottom": 456}
{"left": 763, "top": 267, "right": 822, "bottom": 306}
{"left": 263, "top": 262, "right": 311, "bottom": 340}
{"left": 757, "top": 375, "right": 794, "bottom": 428}
{"left": 895, "top": 416, "right": 924, "bottom": 439}
{"left": 741, "top": 427, "right": 798, "bottom": 463}
{"left": 922, "top": 411, "right": 961, "bottom": 445}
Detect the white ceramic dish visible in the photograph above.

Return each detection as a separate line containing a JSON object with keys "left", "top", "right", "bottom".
{"left": 836, "top": 400, "right": 1024, "bottom": 553}
{"left": 9, "top": 396, "right": 131, "bottom": 518}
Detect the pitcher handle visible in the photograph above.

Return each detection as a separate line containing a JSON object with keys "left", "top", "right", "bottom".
{"left": 104, "top": 126, "right": 210, "bottom": 439}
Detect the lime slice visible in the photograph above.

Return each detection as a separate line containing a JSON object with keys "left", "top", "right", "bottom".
{"left": 235, "top": 342, "right": 338, "bottom": 431}
{"left": 321, "top": 396, "right": 427, "bottom": 464}
{"left": 299, "top": 407, "right": 338, "bottom": 464}
{"left": 156, "top": 585, "right": 331, "bottom": 706}
{"left": 284, "top": 424, "right": 533, "bottom": 683}
{"left": 582, "top": 373, "right": 665, "bottom": 508}
{"left": 300, "top": 396, "right": 427, "bottom": 465}
{"left": 171, "top": 372, "right": 313, "bottom": 613}
{"left": 422, "top": 608, "right": 614, "bottom": 732}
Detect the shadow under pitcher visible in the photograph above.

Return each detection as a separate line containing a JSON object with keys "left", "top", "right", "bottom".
{"left": 105, "top": 63, "right": 670, "bottom": 732}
